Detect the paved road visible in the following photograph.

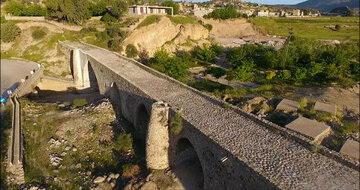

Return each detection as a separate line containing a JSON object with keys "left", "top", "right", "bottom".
{"left": 1, "top": 59, "right": 39, "bottom": 97}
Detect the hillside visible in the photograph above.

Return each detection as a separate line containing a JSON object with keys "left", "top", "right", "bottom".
{"left": 296, "top": 0, "right": 359, "bottom": 12}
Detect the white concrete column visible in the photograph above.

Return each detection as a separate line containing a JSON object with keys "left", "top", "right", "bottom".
{"left": 146, "top": 101, "right": 170, "bottom": 170}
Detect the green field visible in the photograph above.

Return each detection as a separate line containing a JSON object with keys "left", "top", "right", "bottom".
{"left": 250, "top": 16, "right": 359, "bottom": 40}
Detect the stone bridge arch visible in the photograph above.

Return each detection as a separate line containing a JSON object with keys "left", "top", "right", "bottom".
{"left": 135, "top": 103, "right": 150, "bottom": 136}
{"left": 105, "top": 82, "right": 122, "bottom": 118}
{"left": 173, "top": 138, "right": 204, "bottom": 189}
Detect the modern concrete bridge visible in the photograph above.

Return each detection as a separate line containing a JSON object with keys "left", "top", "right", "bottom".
{"left": 59, "top": 41, "right": 359, "bottom": 190}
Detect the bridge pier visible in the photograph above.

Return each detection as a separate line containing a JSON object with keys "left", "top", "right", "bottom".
{"left": 146, "top": 101, "right": 170, "bottom": 170}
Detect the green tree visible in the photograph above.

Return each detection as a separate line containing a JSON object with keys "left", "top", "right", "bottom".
{"left": 109, "top": 0, "right": 128, "bottom": 19}
{"left": 5, "top": 2, "right": 26, "bottom": 16}
{"left": 149, "top": 0, "right": 156, "bottom": 6}
{"left": 149, "top": 48, "right": 188, "bottom": 81}
{"left": 88, "top": 1, "right": 107, "bottom": 16}
{"left": 1, "top": 22, "right": 21, "bottom": 42}
{"left": 45, "top": 0, "right": 88, "bottom": 25}
{"left": 193, "top": 44, "right": 216, "bottom": 63}
{"left": 161, "top": 1, "right": 179, "bottom": 15}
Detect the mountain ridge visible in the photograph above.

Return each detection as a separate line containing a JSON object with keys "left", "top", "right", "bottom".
{"left": 296, "top": 0, "right": 359, "bottom": 12}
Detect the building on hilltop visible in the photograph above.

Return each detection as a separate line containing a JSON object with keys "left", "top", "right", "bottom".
{"left": 128, "top": 5, "right": 173, "bottom": 16}
{"left": 256, "top": 9, "right": 269, "bottom": 17}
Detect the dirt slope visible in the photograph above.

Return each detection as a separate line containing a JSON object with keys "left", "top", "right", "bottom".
{"left": 203, "top": 18, "right": 259, "bottom": 38}
{"left": 122, "top": 16, "right": 209, "bottom": 56}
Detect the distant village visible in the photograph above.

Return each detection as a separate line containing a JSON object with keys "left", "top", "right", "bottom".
{"left": 176, "top": 1, "right": 321, "bottom": 18}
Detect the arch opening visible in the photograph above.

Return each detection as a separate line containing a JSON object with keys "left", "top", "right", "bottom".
{"left": 173, "top": 138, "right": 204, "bottom": 189}
{"left": 87, "top": 61, "right": 99, "bottom": 91}
{"left": 135, "top": 104, "right": 150, "bottom": 136}
{"left": 106, "top": 82, "right": 122, "bottom": 119}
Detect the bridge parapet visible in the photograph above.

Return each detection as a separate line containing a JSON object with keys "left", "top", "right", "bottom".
{"left": 59, "top": 41, "right": 359, "bottom": 190}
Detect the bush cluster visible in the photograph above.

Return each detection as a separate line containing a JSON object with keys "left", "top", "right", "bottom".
{"left": 96, "top": 24, "right": 127, "bottom": 51}
{"left": 126, "top": 44, "right": 138, "bottom": 58}
{"left": 1, "top": 22, "right": 21, "bottom": 42}
{"left": 225, "top": 37, "right": 359, "bottom": 85}
{"left": 5, "top": 2, "right": 45, "bottom": 16}
{"left": 204, "top": 8, "right": 248, "bottom": 20}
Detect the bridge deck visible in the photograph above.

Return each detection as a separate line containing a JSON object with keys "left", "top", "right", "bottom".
{"left": 63, "top": 42, "right": 359, "bottom": 190}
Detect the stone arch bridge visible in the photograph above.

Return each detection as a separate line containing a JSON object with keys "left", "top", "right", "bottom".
{"left": 59, "top": 41, "right": 359, "bottom": 190}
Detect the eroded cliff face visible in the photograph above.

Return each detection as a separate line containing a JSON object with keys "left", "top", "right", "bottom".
{"left": 122, "top": 16, "right": 210, "bottom": 56}
{"left": 203, "top": 18, "right": 259, "bottom": 38}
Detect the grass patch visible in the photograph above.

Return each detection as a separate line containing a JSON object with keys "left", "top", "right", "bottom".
{"left": 20, "top": 99, "right": 131, "bottom": 188}
{"left": 337, "top": 121, "right": 359, "bottom": 134}
{"left": 31, "top": 27, "right": 47, "bottom": 40}
{"left": 137, "top": 15, "right": 162, "bottom": 29}
{"left": 72, "top": 98, "right": 87, "bottom": 108}
{"left": 167, "top": 15, "right": 198, "bottom": 25}
{"left": 188, "top": 79, "right": 231, "bottom": 93}
{"left": 0, "top": 105, "right": 12, "bottom": 189}
{"left": 250, "top": 16, "right": 359, "bottom": 40}
{"left": 114, "top": 133, "right": 133, "bottom": 153}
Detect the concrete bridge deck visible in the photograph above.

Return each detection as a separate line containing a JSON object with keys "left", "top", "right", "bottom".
{"left": 60, "top": 41, "right": 359, "bottom": 190}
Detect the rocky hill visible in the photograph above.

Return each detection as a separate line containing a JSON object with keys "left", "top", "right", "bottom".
{"left": 296, "top": 0, "right": 359, "bottom": 12}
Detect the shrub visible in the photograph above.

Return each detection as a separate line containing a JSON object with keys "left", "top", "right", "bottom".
{"left": 277, "top": 70, "right": 291, "bottom": 80}
{"left": 149, "top": 48, "right": 188, "bottom": 81}
{"left": 72, "top": 98, "right": 87, "bottom": 108}
{"left": 1, "top": 22, "right": 21, "bottom": 42}
{"left": 339, "top": 121, "right": 359, "bottom": 134}
{"left": 115, "top": 133, "right": 132, "bottom": 152}
{"left": 266, "top": 71, "right": 276, "bottom": 80}
{"left": 24, "top": 4, "right": 46, "bottom": 16}
{"left": 204, "top": 8, "right": 244, "bottom": 20}
{"left": 138, "top": 49, "right": 150, "bottom": 65}
{"left": 122, "top": 164, "right": 140, "bottom": 179}
{"left": 101, "top": 12, "right": 117, "bottom": 22}
{"left": 210, "top": 43, "right": 223, "bottom": 55}
{"left": 161, "top": 1, "right": 179, "bottom": 15}
{"left": 170, "top": 113, "right": 183, "bottom": 135}
{"left": 335, "top": 24, "right": 341, "bottom": 31}
{"left": 193, "top": 44, "right": 216, "bottom": 63}
{"left": 31, "top": 27, "right": 46, "bottom": 40}
{"left": 108, "top": 39, "right": 122, "bottom": 51}
{"left": 106, "top": 24, "right": 126, "bottom": 39}
{"left": 5, "top": 1, "right": 26, "bottom": 16}
{"left": 204, "top": 24, "right": 212, "bottom": 31}
{"left": 207, "top": 67, "right": 226, "bottom": 79}
{"left": 125, "top": 44, "right": 138, "bottom": 58}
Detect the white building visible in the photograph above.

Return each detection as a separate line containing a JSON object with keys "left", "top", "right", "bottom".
{"left": 128, "top": 5, "right": 173, "bottom": 16}
{"left": 256, "top": 10, "right": 269, "bottom": 17}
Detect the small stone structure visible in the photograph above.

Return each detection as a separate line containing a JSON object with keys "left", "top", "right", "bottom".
{"left": 314, "top": 101, "right": 337, "bottom": 114}
{"left": 285, "top": 117, "right": 331, "bottom": 144}
{"left": 5, "top": 14, "right": 45, "bottom": 21}
{"left": 340, "top": 140, "right": 360, "bottom": 161}
{"left": 276, "top": 98, "right": 300, "bottom": 112}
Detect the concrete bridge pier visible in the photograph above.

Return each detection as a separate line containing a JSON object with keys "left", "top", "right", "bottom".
{"left": 146, "top": 101, "right": 170, "bottom": 170}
